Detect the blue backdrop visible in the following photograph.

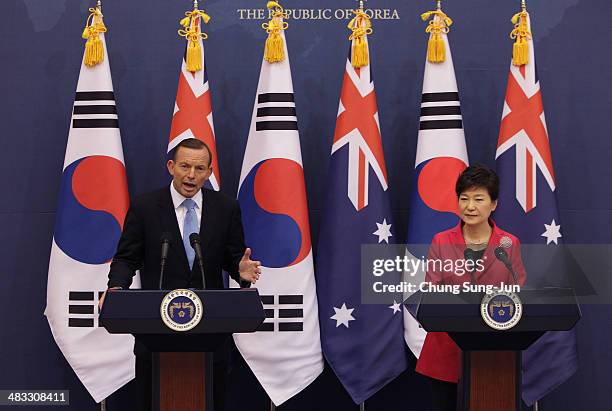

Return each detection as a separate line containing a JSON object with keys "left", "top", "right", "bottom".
{"left": 2, "top": 0, "right": 611, "bottom": 410}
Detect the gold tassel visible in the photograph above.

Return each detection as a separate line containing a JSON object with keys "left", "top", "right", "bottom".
{"left": 510, "top": 10, "right": 531, "bottom": 66}
{"left": 262, "top": 1, "right": 288, "bottom": 63}
{"left": 178, "top": 8, "right": 211, "bottom": 73}
{"left": 421, "top": 9, "right": 452, "bottom": 63}
{"left": 82, "top": 7, "right": 107, "bottom": 67}
{"left": 347, "top": 9, "right": 372, "bottom": 68}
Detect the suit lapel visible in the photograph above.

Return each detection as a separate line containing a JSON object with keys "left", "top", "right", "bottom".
{"left": 158, "top": 188, "right": 191, "bottom": 275}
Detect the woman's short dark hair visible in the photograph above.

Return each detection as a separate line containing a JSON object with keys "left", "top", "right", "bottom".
{"left": 455, "top": 164, "right": 500, "bottom": 201}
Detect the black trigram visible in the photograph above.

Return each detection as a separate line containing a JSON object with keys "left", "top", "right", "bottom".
{"left": 258, "top": 294, "right": 304, "bottom": 332}
{"left": 72, "top": 91, "right": 119, "bottom": 129}
{"left": 67, "top": 291, "right": 103, "bottom": 328}
{"left": 255, "top": 93, "right": 298, "bottom": 131}
{"left": 419, "top": 92, "right": 463, "bottom": 130}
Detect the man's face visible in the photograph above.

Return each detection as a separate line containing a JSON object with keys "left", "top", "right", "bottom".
{"left": 167, "top": 146, "right": 212, "bottom": 198}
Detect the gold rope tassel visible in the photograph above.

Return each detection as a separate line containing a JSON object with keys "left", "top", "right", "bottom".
{"left": 348, "top": 9, "right": 372, "bottom": 68}
{"left": 82, "top": 7, "right": 107, "bottom": 67}
{"left": 421, "top": 9, "right": 452, "bottom": 63}
{"left": 178, "top": 8, "right": 211, "bottom": 73}
{"left": 510, "top": 10, "right": 531, "bottom": 66}
{"left": 262, "top": 1, "right": 288, "bottom": 63}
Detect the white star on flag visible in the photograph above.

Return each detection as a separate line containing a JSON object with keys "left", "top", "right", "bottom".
{"left": 388, "top": 300, "right": 401, "bottom": 315}
{"left": 541, "top": 219, "right": 562, "bottom": 244}
{"left": 330, "top": 303, "right": 355, "bottom": 328}
{"left": 373, "top": 218, "right": 393, "bottom": 243}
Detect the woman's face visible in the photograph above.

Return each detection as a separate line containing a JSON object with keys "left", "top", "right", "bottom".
{"left": 458, "top": 186, "right": 498, "bottom": 227}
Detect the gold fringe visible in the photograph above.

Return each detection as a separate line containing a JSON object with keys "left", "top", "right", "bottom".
{"left": 262, "top": 1, "right": 288, "bottom": 63}
{"left": 347, "top": 9, "right": 372, "bottom": 68}
{"left": 178, "top": 8, "right": 211, "bottom": 73}
{"left": 82, "top": 7, "right": 107, "bottom": 67}
{"left": 421, "top": 9, "right": 452, "bottom": 63}
{"left": 510, "top": 10, "right": 531, "bottom": 66}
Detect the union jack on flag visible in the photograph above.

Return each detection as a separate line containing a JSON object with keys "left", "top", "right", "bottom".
{"left": 332, "top": 60, "right": 388, "bottom": 211}
{"left": 168, "top": 15, "right": 221, "bottom": 190}
{"left": 496, "top": 49, "right": 554, "bottom": 213}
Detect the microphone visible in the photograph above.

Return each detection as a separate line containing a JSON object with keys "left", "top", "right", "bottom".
{"left": 159, "top": 232, "right": 171, "bottom": 290}
{"left": 494, "top": 246, "right": 517, "bottom": 285}
{"left": 464, "top": 248, "right": 476, "bottom": 285}
{"left": 189, "top": 233, "right": 207, "bottom": 289}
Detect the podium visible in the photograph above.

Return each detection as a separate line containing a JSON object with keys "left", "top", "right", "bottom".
{"left": 99, "top": 289, "right": 265, "bottom": 411}
{"left": 408, "top": 288, "right": 580, "bottom": 411}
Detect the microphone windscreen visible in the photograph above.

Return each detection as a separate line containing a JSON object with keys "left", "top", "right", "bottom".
{"left": 161, "top": 232, "right": 172, "bottom": 243}
{"left": 499, "top": 235, "right": 513, "bottom": 249}
{"left": 189, "top": 232, "right": 201, "bottom": 246}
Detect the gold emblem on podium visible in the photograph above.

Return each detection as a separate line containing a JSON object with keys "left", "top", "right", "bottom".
{"left": 160, "top": 289, "right": 203, "bottom": 331}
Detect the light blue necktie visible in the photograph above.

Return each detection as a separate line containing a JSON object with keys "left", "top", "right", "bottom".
{"left": 182, "top": 198, "right": 198, "bottom": 269}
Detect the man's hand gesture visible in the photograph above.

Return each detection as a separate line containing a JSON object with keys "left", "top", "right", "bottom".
{"left": 239, "top": 248, "right": 262, "bottom": 284}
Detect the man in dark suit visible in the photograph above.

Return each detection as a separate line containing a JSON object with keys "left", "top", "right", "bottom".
{"left": 100, "top": 137, "right": 261, "bottom": 411}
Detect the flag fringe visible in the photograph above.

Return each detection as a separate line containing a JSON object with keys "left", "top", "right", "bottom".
{"left": 348, "top": 9, "right": 372, "bottom": 68}
{"left": 178, "top": 8, "right": 210, "bottom": 73}
{"left": 82, "top": 7, "right": 106, "bottom": 67}
{"left": 262, "top": 1, "right": 288, "bottom": 63}
{"left": 421, "top": 9, "right": 452, "bottom": 63}
{"left": 510, "top": 10, "right": 531, "bottom": 66}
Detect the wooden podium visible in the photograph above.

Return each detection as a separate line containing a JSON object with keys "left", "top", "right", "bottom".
{"left": 99, "top": 288, "right": 265, "bottom": 411}
{"left": 408, "top": 288, "right": 580, "bottom": 411}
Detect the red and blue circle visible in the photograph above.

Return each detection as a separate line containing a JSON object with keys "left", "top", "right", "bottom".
{"left": 417, "top": 157, "right": 466, "bottom": 215}
{"left": 238, "top": 159, "right": 311, "bottom": 268}
{"left": 54, "top": 156, "right": 129, "bottom": 264}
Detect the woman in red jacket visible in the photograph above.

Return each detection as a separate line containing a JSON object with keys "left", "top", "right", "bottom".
{"left": 415, "top": 164, "right": 526, "bottom": 410}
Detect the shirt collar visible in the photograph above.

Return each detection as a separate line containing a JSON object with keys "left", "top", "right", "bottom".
{"left": 451, "top": 218, "right": 498, "bottom": 245}
{"left": 170, "top": 183, "right": 203, "bottom": 210}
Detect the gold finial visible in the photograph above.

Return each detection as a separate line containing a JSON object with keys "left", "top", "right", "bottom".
{"left": 510, "top": 1, "right": 531, "bottom": 66}
{"left": 262, "top": 1, "right": 288, "bottom": 63}
{"left": 178, "top": 0, "right": 210, "bottom": 72}
{"left": 82, "top": 4, "right": 107, "bottom": 67}
{"left": 421, "top": 2, "right": 452, "bottom": 63}
{"left": 348, "top": 0, "right": 372, "bottom": 67}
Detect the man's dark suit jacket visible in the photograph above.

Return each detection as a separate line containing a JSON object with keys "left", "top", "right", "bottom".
{"left": 108, "top": 186, "right": 246, "bottom": 289}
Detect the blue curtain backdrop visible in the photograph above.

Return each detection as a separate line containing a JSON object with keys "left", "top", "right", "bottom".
{"left": 1, "top": 0, "right": 611, "bottom": 410}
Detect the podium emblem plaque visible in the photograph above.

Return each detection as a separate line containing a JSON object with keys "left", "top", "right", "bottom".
{"left": 160, "top": 289, "right": 204, "bottom": 331}
{"left": 480, "top": 290, "right": 522, "bottom": 330}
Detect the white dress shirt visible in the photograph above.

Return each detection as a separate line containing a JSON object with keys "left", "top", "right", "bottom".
{"left": 170, "top": 183, "right": 202, "bottom": 237}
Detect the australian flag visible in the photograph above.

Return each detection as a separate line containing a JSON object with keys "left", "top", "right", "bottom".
{"left": 168, "top": 12, "right": 221, "bottom": 190}
{"left": 316, "top": 33, "right": 408, "bottom": 403}
{"left": 494, "top": 11, "right": 578, "bottom": 406}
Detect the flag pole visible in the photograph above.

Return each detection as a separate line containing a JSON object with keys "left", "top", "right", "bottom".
{"left": 93, "top": 6, "right": 105, "bottom": 411}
